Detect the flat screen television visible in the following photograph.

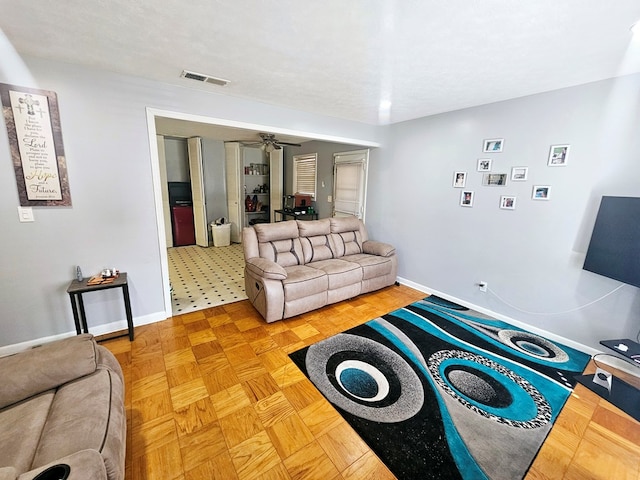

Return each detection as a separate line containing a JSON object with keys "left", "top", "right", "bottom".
{"left": 583, "top": 196, "right": 640, "bottom": 288}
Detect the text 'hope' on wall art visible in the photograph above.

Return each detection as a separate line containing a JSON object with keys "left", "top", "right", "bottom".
{"left": 0, "top": 83, "right": 71, "bottom": 206}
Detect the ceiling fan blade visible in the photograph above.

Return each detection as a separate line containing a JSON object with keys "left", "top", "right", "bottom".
{"left": 227, "top": 140, "right": 263, "bottom": 147}
{"left": 276, "top": 141, "right": 302, "bottom": 147}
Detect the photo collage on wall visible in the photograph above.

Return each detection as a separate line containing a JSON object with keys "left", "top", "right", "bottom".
{"left": 452, "top": 139, "right": 569, "bottom": 209}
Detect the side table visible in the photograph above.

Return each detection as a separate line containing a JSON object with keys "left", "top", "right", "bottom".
{"left": 67, "top": 272, "right": 134, "bottom": 341}
{"left": 274, "top": 209, "right": 319, "bottom": 222}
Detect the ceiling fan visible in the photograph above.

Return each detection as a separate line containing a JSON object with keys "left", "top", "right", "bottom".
{"left": 233, "top": 133, "right": 302, "bottom": 151}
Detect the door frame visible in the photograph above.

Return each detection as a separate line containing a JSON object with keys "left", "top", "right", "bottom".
{"left": 146, "top": 107, "right": 380, "bottom": 317}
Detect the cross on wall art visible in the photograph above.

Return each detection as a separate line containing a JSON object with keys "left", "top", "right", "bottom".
{"left": 0, "top": 83, "right": 72, "bottom": 206}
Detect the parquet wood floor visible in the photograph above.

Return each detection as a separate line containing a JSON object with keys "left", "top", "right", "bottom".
{"left": 100, "top": 285, "right": 640, "bottom": 479}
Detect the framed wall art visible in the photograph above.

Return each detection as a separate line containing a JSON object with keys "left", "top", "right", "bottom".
{"left": 500, "top": 196, "right": 516, "bottom": 210}
{"left": 453, "top": 171, "right": 467, "bottom": 188}
{"left": 483, "top": 173, "right": 508, "bottom": 186}
{"left": 511, "top": 166, "right": 528, "bottom": 181}
{"left": 460, "top": 190, "right": 474, "bottom": 207}
{"left": 477, "top": 158, "right": 492, "bottom": 172}
{"left": 483, "top": 138, "right": 504, "bottom": 153}
{"left": 0, "top": 83, "right": 72, "bottom": 206}
{"left": 532, "top": 185, "right": 551, "bottom": 200}
{"left": 548, "top": 144, "right": 570, "bottom": 166}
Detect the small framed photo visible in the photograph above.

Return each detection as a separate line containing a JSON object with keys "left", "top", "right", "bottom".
{"left": 511, "top": 166, "right": 528, "bottom": 181}
{"left": 482, "top": 173, "right": 508, "bottom": 186}
{"left": 453, "top": 171, "right": 467, "bottom": 188}
{"left": 460, "top": 190, "right": 474, "bottom": 207}
{"left": 477, "top": 159, "right": 492, "bottom": 172}
{"left": 532, "top": 185, "right": 551, "bottom": 200}
{"left": 548, "top": 144, "right": 570, "bottom": 166}
{"left": 500, "top": 196, "right": 516, "bottom": 210}
{"left": 483, "top": 138, "right": 504, "bottom": 153}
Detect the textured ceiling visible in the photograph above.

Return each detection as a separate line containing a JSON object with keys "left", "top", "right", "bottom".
{"left": 1, "top": 1, "right": 640, "bottom": 126}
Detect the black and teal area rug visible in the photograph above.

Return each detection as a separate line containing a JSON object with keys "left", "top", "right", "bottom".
{"left": 289, "top": 296, "right": 590, "bottom": 479}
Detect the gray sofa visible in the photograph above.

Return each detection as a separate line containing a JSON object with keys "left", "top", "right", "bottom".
{"left": 243, "top": 216, "right": 397, "bottom": 322}
{"left": 0, "top": 334, "right": 126, "bottom": 480}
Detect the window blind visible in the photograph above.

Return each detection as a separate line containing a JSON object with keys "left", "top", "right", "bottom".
{"left": 293, "top": 154, "right": 317, "bottom": 198}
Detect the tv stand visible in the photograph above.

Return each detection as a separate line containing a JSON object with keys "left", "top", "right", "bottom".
{"left": 575, "top": 338, "right": 640, "bottom": 422}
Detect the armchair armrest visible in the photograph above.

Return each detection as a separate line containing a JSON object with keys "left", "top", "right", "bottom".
{"left": 18, "top": 450, "right": 108, "bottom": 480}
{"left": 363, "top": 240, "right": 396, "bottom": 257}
{"left": 0, "top": 335, "right": 97, "bottom": 410}
{"left": 0, "top": 467, "right": 17, "bottom": 480}
{"left": 245, "top": 257, "right": 287, "bottom": 281}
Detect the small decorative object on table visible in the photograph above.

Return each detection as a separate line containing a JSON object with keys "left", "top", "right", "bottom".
{"left": 87, "top": 268, "right": 119, "bottom": 286}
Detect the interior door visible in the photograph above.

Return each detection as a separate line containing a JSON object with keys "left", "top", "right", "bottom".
{"left": 332, "top": 149, "right": 369, "bottom": 221}
{"left": 224, "top": 142, "right": 242, "bottom": 243}
{"left": 157, "top": 135, "right": 173, "bottom": 248}
{"left": 187, "top": 137, "right": 209, "bottom": 246}
{"left": 269, "top": 149, "right": 283, "bottom": 221}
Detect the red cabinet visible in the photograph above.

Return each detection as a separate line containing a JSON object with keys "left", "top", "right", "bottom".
{"left": 172, "top": 206, "right": 195, "bottom": 246}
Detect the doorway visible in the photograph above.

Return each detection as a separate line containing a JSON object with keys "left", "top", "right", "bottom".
{"left": 159, "top": 134, "right": 246, "bottom": 314}
{"left": 147, "top": 107, "right": 381, "bottom": 318}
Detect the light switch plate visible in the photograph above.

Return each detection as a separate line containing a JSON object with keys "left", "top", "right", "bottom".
{"left": 18, "top": 206, "right": 34, "bottom": 222}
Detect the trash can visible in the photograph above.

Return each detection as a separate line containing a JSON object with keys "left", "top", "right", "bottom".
{"left": 211, "top": 222, "right": 231, "bottom": 247}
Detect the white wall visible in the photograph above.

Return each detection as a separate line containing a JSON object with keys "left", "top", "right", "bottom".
{"left": 2, "top": 54, "right": 638, "bottom": 353}
{"left": 0, "top": 56, "right": 382, "bottom": 348}
{"left": 368, "top": 74, "right": 640, "bottom": 351}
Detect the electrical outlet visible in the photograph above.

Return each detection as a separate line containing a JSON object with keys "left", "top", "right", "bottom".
{"left": 478, "top": 281, "right": 487, "bottom": 292}
{"left": 18, "top": 206, "right": 34, "bottom": 222}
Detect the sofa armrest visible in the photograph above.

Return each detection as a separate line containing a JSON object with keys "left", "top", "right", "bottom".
{"left": 363, "top": 240, "right": 396, "bottom": 257}
{"left": 0, "top": 335, "right": 97, "bottom": 410}
{"left": 245, "top": 257, "right": 288, "bottom": 280}
{"left": 18, "top": 450, "right": 108, "bottom": 480}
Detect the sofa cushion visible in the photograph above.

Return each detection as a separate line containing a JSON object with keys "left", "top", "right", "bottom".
{"left": 282, "top": 265, "right": 328, "bottom": 301}
{"left": 342, "top": 253, "right": 394, "bottom": 280}
{"left": 254, "top": 220, "right": 299, "bottom": 242}
{"left": 306, "top": 259, "right": 362, "bottom": 290}
{"left": 0, "top": 391, "right": 55, "bottom": 475}
{"left": 300, "top": 235, "right": 336, "bottom": 264}
{"left": 331, "top": 230, "right": 364, "bottom": 257}
{"left": 0, "top": 334, "right": 97, "bottom": 410}
{"left": 330, "top": 216, "right": 363, "bottom": 234}
{"left": 31, "top": 369, "right": 114, "bottom": 471}
{"left": 297, "top": 218, "right": 331, "bottom": 237}
{"left": 257, "top": 238, "right": 304, "bottom": 267}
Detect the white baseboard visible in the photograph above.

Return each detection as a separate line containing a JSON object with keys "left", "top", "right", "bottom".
{"left": 0, "top": 310, "right": 167, "bottom": 358}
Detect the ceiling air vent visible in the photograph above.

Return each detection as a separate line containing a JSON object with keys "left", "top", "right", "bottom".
{"left": 180, "top": 70, "right": 229, "bottom": 87}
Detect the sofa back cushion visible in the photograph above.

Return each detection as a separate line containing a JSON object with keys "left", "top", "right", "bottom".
{"left": 0, "top": 334, "right": 97, "bottom": 410}
{"left": 253, "top": 220, "right": 304, "bottom": 267}
{"left": 297, "top": 219, "right": 336, "bottom": 263}
{"left": 330, "top": 216, "right": 366, "bottom": 257}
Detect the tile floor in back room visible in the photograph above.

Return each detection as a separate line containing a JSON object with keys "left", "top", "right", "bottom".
{"left": 168, "top": 243, "right": 247, "bottom": 314}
